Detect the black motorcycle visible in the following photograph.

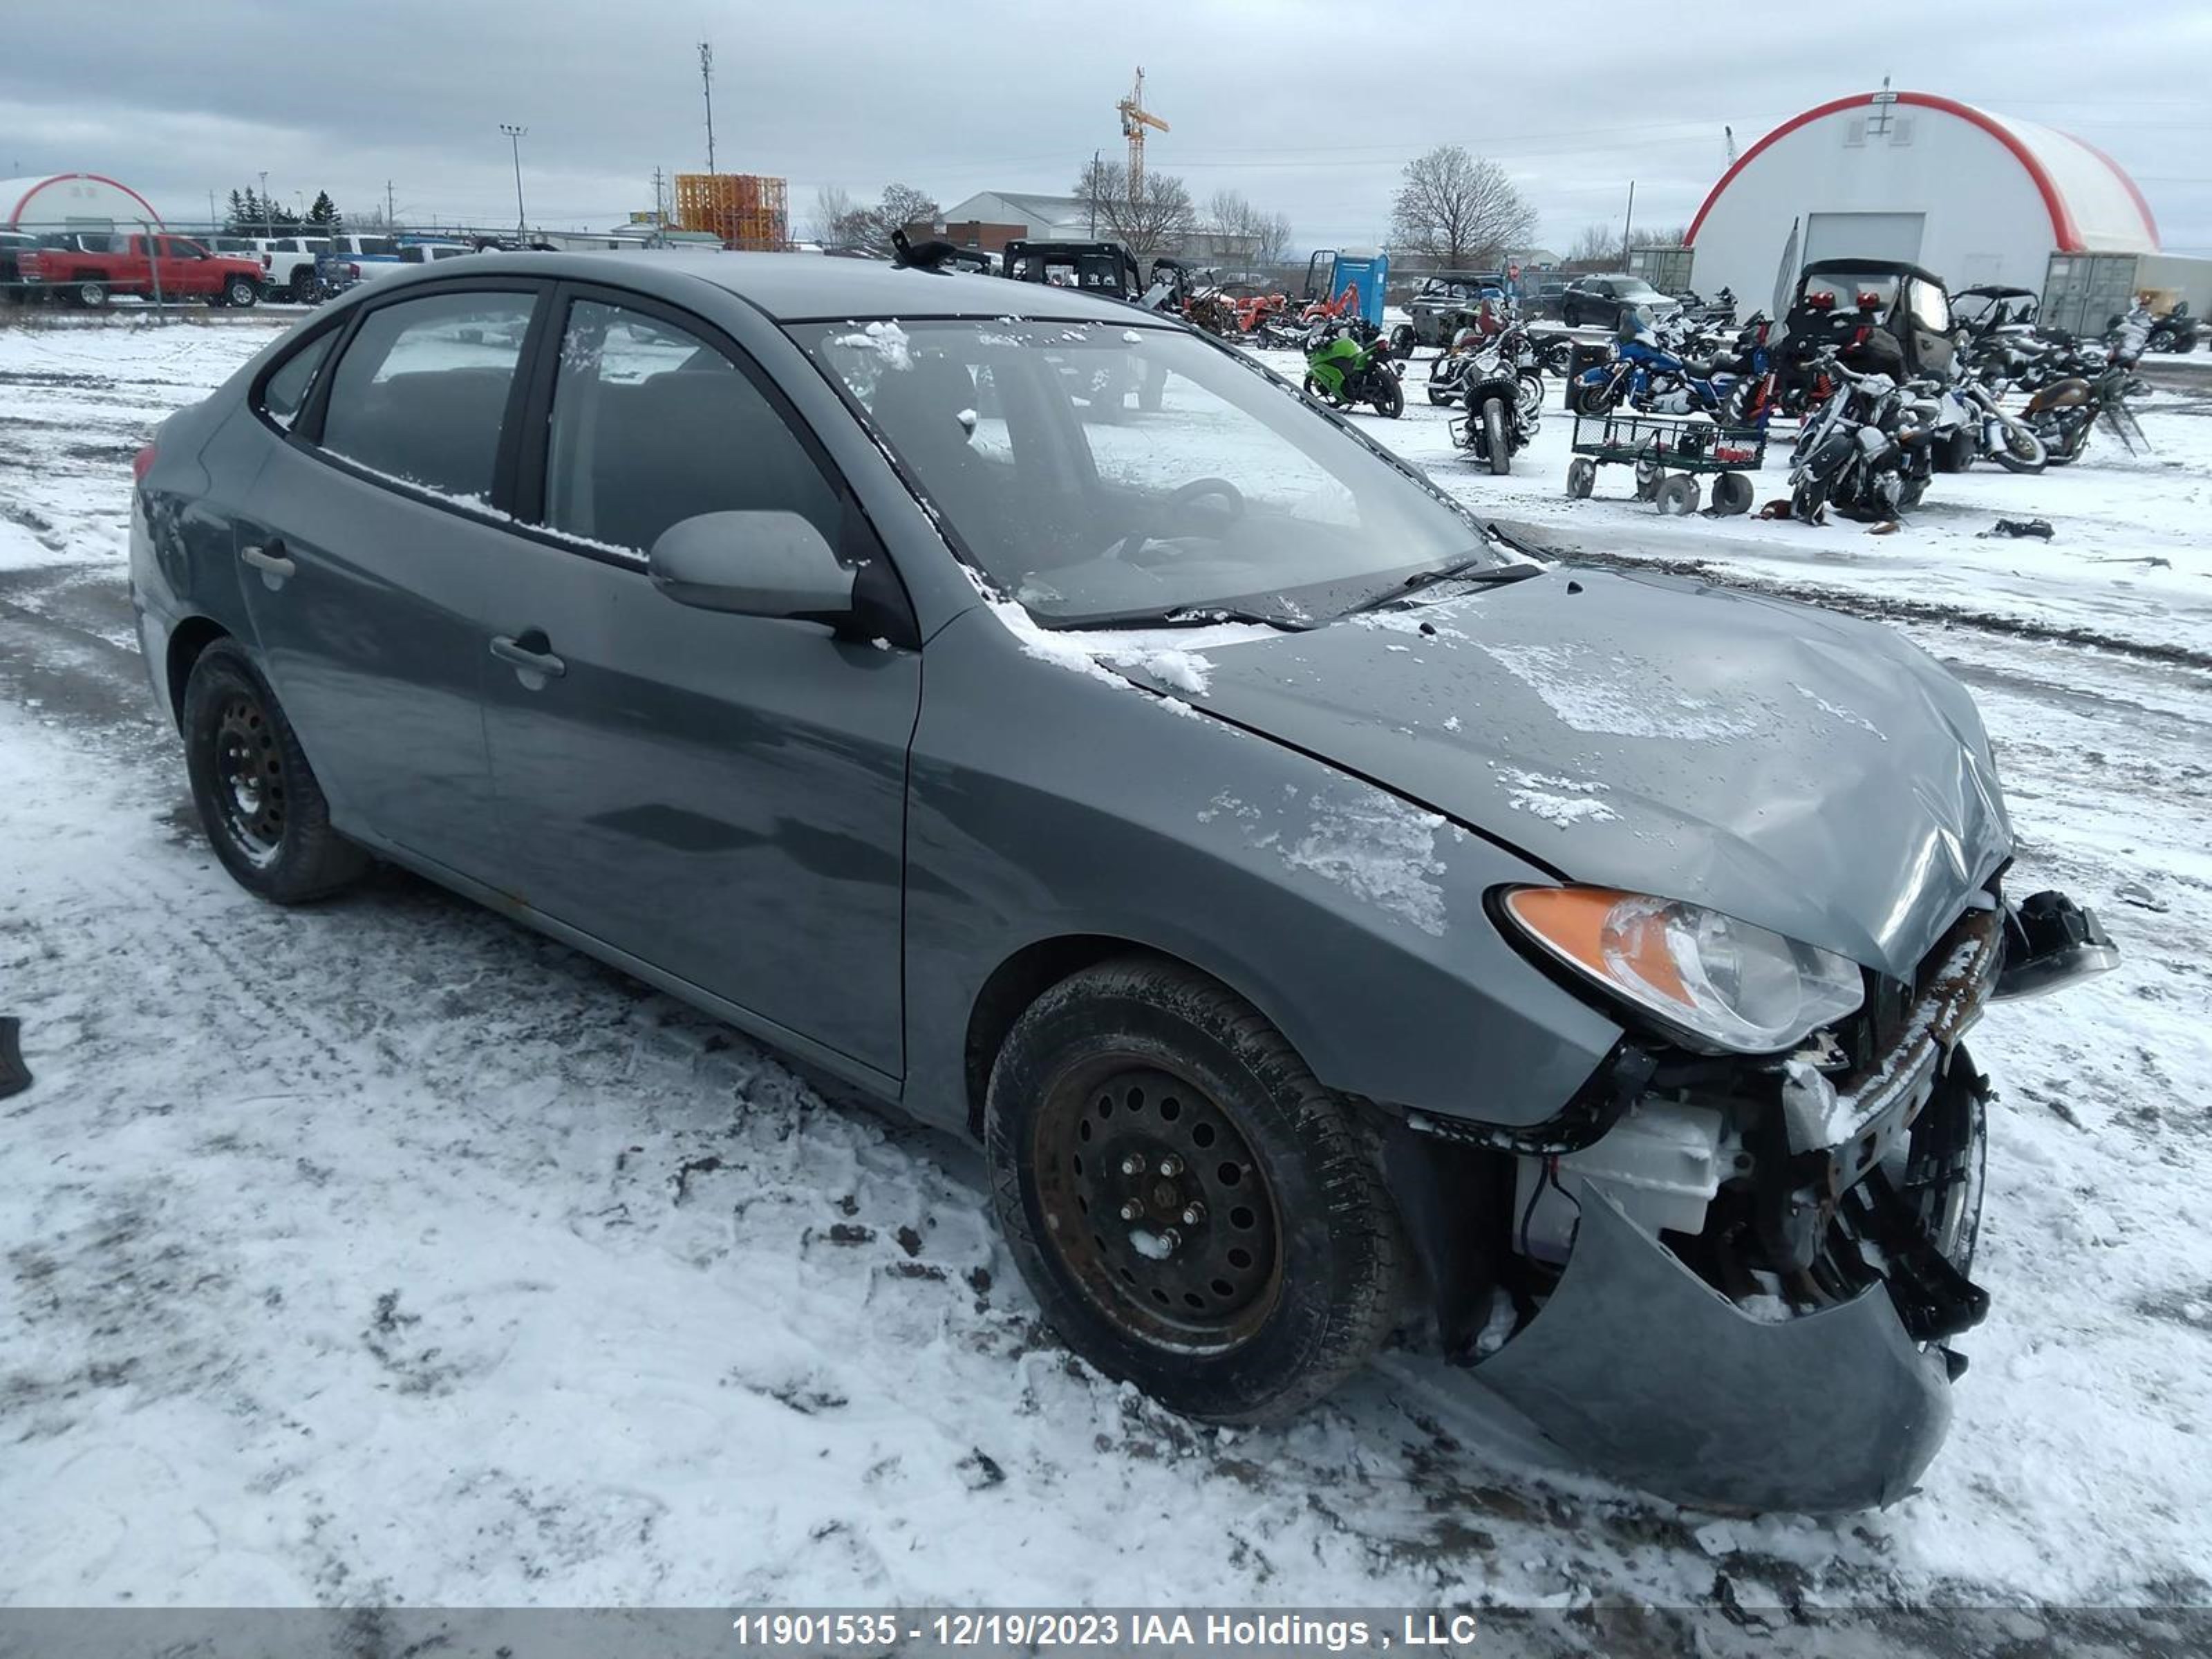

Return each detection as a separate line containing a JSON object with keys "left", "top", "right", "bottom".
{"left": 1454, "top": 352, "right": 1540, "bottom": 476}
{"left": 1788, "top": 354, "right": 1938, "bottom": 522}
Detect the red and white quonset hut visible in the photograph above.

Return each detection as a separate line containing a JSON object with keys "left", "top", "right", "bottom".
{"left": 1, "top": 174, "right": 164, "bottom": 234}
{"left": 1683, "top": 90, "right": 2201, "bottom": 320}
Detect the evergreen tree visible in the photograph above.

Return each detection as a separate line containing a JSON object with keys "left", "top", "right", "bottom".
{"left": 225, "top": 189, "right": 247, "bottom": 234}
{"left": 306, "top": 191, "right": 339, "bottom": 228}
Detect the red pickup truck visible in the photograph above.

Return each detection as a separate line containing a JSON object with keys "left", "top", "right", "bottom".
{"left": 17, "top": 233, "right": 263, "bottom": 310}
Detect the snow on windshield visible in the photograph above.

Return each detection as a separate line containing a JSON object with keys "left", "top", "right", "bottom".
{"left": 794, "top": 317, "right": 1491, "bottom": 626}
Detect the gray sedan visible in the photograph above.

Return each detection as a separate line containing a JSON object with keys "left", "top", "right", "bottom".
{"left": 129, "top": 252, "right": 2115, "bottom": 1512}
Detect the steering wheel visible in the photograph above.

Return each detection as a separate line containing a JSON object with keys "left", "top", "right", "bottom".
{"left": 1109, "top": 476, "right": 1247, "bottom": 563}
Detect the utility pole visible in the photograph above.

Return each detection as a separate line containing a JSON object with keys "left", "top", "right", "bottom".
{"left": 500, "top": 124, "right": 529, "bottom": 243}
{"left": 386, "top": 179, "right": 396, "bottom": 227}
{"left": 1089, "top": 149, "right": 1100, "bottom": 236}
{"left": 1620, "top": 178, "right": 1636, "bottom": 270}
{"left": 207, "top": 189, "right": 216, "bottom": 232}
{"left": 652, "top": 166, "right": 665, "bottom": 225}
{"left": 699, "top": 42, "right": 716, "bottom": 174}
{"left": 258, "top": 170, "right": 270, "bottom": 236}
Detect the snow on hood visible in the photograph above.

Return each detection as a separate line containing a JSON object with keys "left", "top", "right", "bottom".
{"left": 1168, "top": 569, "right": 2014, "bottom": 981}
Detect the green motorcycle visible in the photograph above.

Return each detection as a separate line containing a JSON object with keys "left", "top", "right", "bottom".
{"left": 1302, "top": 321, "right": 1405, "bottom": 419}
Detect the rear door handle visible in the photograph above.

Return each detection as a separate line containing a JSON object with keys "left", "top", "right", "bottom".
{"left": 489, "top": 634, "right": 566, "bottom": 679}
{"left": 240, "top": 540, "right": 296, "bottom": 579}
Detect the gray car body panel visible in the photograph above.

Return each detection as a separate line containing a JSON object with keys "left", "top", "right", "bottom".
{"left": 897, "top": 606, "right": 1628, "bottom": 1135}
{"left": 1173, "top": 568, "right": 2014, "bottom": 984}
{"left": 1475, "top": 1180, "right": 1953, "bottom": 1512}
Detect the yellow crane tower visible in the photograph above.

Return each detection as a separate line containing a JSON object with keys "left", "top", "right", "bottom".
{"left": 1117, "top": 68, "right": 1168, "bottom": 204}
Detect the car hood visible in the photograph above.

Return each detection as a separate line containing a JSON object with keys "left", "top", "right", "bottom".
{"left": 1168, "top": 568, "right": 2012, "bottom": 981}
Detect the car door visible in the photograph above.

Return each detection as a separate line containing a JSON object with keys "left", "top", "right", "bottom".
{"left": 472, "top": 286, "right": 921, "bottom": 1080}
{"left": 229, "top": 281, "right": 546, "bottom": 877}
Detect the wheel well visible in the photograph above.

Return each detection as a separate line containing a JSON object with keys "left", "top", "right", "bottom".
{"left": 965, "top": 935, "right": 1265, "bottom": 1140}
{"left": 165, "top": 616, "right": 229, "bottom": 729}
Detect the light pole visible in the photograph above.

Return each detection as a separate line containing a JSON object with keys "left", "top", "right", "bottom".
{"left": 258, "top": 170, "right": 270, "bottom": 236}
{"left": 500, "top": 124, "right": 529, "bottom": 245}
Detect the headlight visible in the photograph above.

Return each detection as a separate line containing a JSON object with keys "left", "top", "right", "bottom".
{"left": 1501, "top": 885, "right": 1864, "bottom": 1054}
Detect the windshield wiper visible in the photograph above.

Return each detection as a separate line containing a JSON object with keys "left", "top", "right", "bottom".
{"left": 1346, "top": 552, "right": 1544, "bottom": 614}
{"left": 1036, "top": 605, "right": 1310, "bottom": 632}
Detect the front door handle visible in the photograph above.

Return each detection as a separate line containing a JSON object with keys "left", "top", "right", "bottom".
{"left": 489, "top": 633, "right": 566, "bottom": 679}
{"left": 240, "top": 540, "right": 296, "bottom": 579}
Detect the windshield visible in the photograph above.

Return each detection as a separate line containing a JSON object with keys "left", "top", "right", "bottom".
{"left": 791, "top": 317, "right": 1506, "bottom": 626}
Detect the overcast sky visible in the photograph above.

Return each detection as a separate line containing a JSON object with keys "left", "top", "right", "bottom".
{"left": 4, "top": 0, "right": 2207, "bottom": 256}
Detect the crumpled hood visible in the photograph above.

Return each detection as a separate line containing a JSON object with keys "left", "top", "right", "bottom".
{"left": 1177, "top": 568, "right": 2012, "bottom": 981}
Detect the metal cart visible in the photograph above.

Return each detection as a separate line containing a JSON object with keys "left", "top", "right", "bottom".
{"left": 1565, "top": 411, "right": 1767, "bottom": 516}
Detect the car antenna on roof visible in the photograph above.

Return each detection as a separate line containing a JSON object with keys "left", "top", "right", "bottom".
{"left": 891, "top": 227, "right": 989, "bottom": 274}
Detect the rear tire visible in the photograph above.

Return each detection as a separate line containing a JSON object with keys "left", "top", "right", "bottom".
{"left": 1566, "top": 456, "right": 1596, "bottom": 498}
{"left": 1655, "top": 474, "right": 1698, "bottom": 515}
{"left": 290, "top": 268, "right": 317, "bottom": 303}
{"left": 182, "top": 640, "right": 371, "bottom": 904}
{"left": 1709, "top": 471, "right": 1753, "bottom": 516}
{"left": 985, "top": 957, "right": 1402, "bottom": 1425}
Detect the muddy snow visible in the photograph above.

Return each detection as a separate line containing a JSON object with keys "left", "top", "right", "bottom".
{"left": 2, "top": 315, "right": 2211, "bottom": 1638}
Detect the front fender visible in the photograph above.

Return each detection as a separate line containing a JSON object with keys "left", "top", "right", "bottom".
{"left": 900, "top": 608, "right": 1624, "bottom": 1136}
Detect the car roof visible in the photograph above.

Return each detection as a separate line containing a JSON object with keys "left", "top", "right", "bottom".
{"left": 421, "top": 249, "right": 1150, "bottom": 324}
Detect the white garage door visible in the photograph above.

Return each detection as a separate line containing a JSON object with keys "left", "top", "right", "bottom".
{"left": 1803, "top": 211, "right": 1927, "bottom": 268}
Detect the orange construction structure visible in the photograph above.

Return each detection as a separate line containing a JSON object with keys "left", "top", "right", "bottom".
{"left": 673, "top": 172, "right": 788, "bottom": 250}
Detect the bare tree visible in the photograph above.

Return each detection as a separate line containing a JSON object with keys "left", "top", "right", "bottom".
{"left": 1074, "top": 158, "right": 1197, "bottom": 257}
{"left": 1202, "top": 189, "right": 1294, "bottom": 265}
{"left": 825, "top": 182, "right": 942, "bottom": 257}
{"left": 1565, "top": 222, "right": 1620, "bottom": 265}
{"left": 809, "top": 185, "right": 857, "bottom": 246}
{"left": 1388, "top": 146, "right": 1535, "bottom": 268}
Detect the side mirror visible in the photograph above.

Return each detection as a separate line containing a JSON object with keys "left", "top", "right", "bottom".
{"left": 647, "top": 510, "right": 855, "bottom": 624}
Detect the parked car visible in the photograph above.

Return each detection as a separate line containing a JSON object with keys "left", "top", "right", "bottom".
{"left": 16, "top": 232, "right": 262, "bottom": 308}
{"left": 1559, "top": 273, "right": 1679, "bottom": 330}
{"left": 0, "top": 230, "right": 35, "bottom": 302}
{"left": 393, "top": 242, "right": 476, "bottom": 265}
{"left": 250, "top": 236, "right": 339, "bottom": 302}
{"left": 131, "top": 252, "right": 2116, "bottom": 1515}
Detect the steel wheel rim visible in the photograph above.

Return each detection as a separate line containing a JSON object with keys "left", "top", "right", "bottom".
{"left": 1031, "top": 1059, "right": 1284, "bottom": 1351}
{"left": 213, "top": 693, "right": 285, "bottom": 866}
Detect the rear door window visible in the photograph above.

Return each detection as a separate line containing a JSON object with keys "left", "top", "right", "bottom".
{"left": 539, "top": 298, "right": 838, "bottom": 556}
{"left": 317, "top": 289, "right": 538, "bottom": 504}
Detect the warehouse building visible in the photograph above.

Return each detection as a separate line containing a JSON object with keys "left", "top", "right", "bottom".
{"left": 2, "top": 173, "right": 162, "bottom": 233}
{"left": 1685, "top": 89, "right": 2206, "bottom": 329}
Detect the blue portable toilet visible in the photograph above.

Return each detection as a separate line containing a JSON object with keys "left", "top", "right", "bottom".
{"left": 1303, "top": 247, "right": 1390, "bottom": 326}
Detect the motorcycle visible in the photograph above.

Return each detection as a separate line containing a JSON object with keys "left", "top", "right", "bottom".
{"left": 1931, "top": 373, "right": 2047, "bottom": 474}
{"left": 1454, "top": 353, "right": 1539, "bottom": 475}
{"left": 2025, "top": 362, "right": 2148, "bottom": 465}
{"left": 1304, "top": 319, "right": 1405, "bottom": 418}
{"left": 1571, "top": 312, "right": 1774, "bottom": 425}
{"left": 1426, "top": 323, "right": 1544, "bottom": 414}
{"left": 1788, "top": 354, "right": 1938, "bottom": 523}
{"left": 2143, "top": 301, "right": 2197, "bottom": 355}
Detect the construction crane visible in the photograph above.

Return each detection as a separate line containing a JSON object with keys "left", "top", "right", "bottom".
{"left": 1116, "top": 67, "right": 1168, "bottom": 205}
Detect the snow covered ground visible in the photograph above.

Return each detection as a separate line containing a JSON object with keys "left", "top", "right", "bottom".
{"left": 3, "top": 312, "right": 2211, "bottom": 1640}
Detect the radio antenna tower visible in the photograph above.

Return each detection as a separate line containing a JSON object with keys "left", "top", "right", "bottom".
{"left": 700, "top": 41, "right": 717, "bottom": 174}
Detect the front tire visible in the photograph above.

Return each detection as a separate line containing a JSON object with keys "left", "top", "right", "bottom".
{"left": 1370, "top": 373, "right": 1404, "bottom": 419}
{"left": 1481, "top": 397, "right": 1510, "bottom": 475}
{"left": 182, "top": 640, "right": 370, "bottom": 904}
{"left": 76, "top": 279, "right": 109, "bottom": 309}
{"left": 224, "top": 276, "right": 259, "bottom": 309}
{"left": 985, "top": 957, "right": 1402, "bottom": 1425}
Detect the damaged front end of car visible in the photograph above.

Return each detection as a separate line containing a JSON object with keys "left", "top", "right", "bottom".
{"left": 1387, "top": 883, "right": 2117, "bottom": 1514}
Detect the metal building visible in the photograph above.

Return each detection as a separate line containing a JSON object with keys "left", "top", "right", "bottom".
{"left": 1685, "top": 90, "right": 2206, "bottom": 317}
{"left": 2, "top": 173, "right": 163, "bottom": 232}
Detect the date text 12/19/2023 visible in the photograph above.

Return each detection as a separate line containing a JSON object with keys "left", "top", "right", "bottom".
{"left": 729, "top": 1612, "right": 1488, "bottom": 1651}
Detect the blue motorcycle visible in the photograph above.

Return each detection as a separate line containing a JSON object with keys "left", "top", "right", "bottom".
{"left": 1571, "top": 314, "right": 1774, "bottom": 426}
